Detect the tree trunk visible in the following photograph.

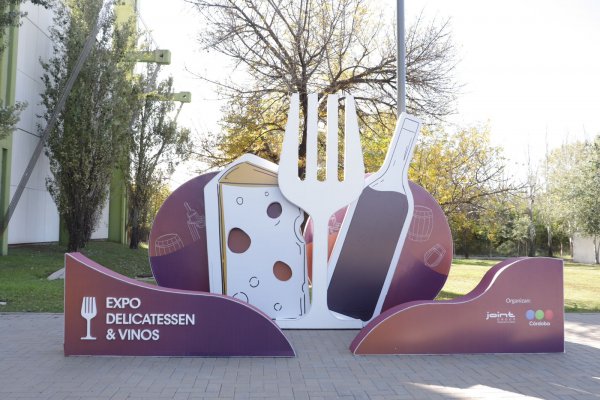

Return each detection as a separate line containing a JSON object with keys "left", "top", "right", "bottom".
{"left": 130, "top": 226, "right": 141, "bottom": 250}
{"left": 129, "top": 207, "right": 140, "bottom": 249}
{"left": 569, "top": 236, "right": 574, "bottom": 259}
{"left": 547, "top": 225, "right": 553, "bottom": 257}
{"left": 65, "top": 214, "right": 87, "bottom": 252}
{"left": 528, "top": 224, "right": 536, "bottom": 257}
{"left": 527, "top": 191, "right": 536, "bottom": 257}
{"left": 560, "top": 241, "right": 563, "bottom": 258}
{"left": 463, "top": 230, "right": 469, "bottom": 259}
{"left": 67, "top": 236, "right": 80, "bottom": 253}
{"left": 297, "top": 91, "right": 308, "bottom": 179}
{"left": 594, "top": 236, "right": 600, "bottom": 265}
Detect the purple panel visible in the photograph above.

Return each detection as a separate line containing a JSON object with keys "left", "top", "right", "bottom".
{"left": 149, "top": 172, "right": 218, "bottom": 292}
{"left": 351, "top": 257, "right": 564, "bottom": 354}
{"left": 65, "top": 253, "right": 295, "bottom": 357}
{"left": 385, "top": 264, "right": 448, "bottom": 305}
{"left": 149, "top": 245, "right": 208, "bottom": 291}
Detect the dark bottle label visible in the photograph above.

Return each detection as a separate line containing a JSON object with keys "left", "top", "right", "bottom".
{"left": 327, "top": 187, "right": 408, "bottom": 321}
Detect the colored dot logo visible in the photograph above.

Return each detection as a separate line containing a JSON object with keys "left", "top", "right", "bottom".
{"left": 535, "top": 310, "right": 544, "bottom": 320}
{"left": 526, "top": 309, "right": 554, "bottom": 321}
{"left": 526, "top": 310, "right": 535, "bottom": 320}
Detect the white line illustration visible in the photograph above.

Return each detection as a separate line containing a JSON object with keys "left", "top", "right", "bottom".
{"left": 424, "top": 244, "right": 446, "bottom": 268}
{"left": 185, "top": 202, "right": 205, "bottom": 242}
{"left": 80, "top": 296, "right": 97, "bottom": 340}
{"left": 408, "top": 205, "right": 434, "bottom": 242}
{"left": 154, "top": 233, "right": 184, "bottom": 256}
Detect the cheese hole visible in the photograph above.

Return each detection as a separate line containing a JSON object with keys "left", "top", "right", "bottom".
{"left": 267, "top": 202, "right": 282, "bottom": 218}
{"left": 228, "top": 228, "right": 251, "bottom": 253}
{"left": 273, "top": 261, "right": 292, "bottom": 281}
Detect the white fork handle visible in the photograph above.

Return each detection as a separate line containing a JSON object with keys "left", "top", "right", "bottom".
{"left": 310, "top": 217, "right": 331, "bottom": 313}
{"left": 82, "top": 319, "right": 95, "bottom": 340}
{"left": 278, "top": 215, "right": 362, "bottom": 329}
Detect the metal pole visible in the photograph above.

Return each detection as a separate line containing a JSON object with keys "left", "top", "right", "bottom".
{"left": 397, "top": 0, "right": 406, "bottom": 113}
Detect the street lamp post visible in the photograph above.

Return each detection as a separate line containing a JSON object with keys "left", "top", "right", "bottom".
{"left": 397, "top": 0, "right": 406, "bottom": 114}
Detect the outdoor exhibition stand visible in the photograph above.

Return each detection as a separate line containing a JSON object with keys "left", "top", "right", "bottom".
{"left": 64, "top": 94, "right": 564, "bottom": 356}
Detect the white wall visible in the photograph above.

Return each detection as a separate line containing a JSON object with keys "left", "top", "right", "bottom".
{"left": 8, "top": 2, "right": 109, "bottom": 244}
{"left": 91, "top": 198, "right": 109, "bottom": 240}
{"left": 8, "top": 2, "right": 58, "bottom": 244}
{"left": 573, "top": 234, "right": 598, "bottom": 265}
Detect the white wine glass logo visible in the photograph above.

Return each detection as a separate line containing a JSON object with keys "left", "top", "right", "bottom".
{"left": 80, "top": 296, "right": 97, "bottom": 340}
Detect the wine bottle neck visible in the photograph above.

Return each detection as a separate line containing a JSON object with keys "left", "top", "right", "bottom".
{"left": 368, "top": 113, "right": 420, "bottom": 192}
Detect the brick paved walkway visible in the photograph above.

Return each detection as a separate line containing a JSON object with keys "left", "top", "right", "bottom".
{"left": 0, "top": 313, "right": 599, "bottom": 399}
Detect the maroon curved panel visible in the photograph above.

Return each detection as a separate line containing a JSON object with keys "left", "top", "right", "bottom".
{"left": 351, "top": 257, "right": 564, "bottom": 354}
{"left": 148, "top": 172, "right": 218, "bottom": 291}
{"left": 64, "top": 253, "right": 295, "bottom": 357}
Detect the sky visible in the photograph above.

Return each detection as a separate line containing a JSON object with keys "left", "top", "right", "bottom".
{"left": 138, "top": 0, "right": 600, "bottom": 187}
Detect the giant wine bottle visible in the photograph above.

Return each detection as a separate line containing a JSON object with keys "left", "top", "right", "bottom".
{"left": 327, "top": 113, "right": 421, "bottom": 322}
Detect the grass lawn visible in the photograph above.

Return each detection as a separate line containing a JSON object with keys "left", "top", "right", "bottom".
{"left": 0, "top": 241, "right": 151, "bottom": 312}
{"left": 437, "top": 258, "right": 600, "bottom": 312}
{"left": 1, "top": 243, "right": 599, "bottom": 312}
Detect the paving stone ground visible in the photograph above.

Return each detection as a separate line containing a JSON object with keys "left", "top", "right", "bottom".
{"left": 0, "top": 313, "right": 599, "bottom": 399}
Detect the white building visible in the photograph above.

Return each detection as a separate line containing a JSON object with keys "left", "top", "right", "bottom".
{"left": 1, "top": 2, "right": 111, "bottom": 253}
{"left": 573, "top": 234, "right": 599, "bottom": 264}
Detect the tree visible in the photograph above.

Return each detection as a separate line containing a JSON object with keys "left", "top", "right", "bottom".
{"left": 0, "top": 101, "right": 24, "bottom": 140}
{"left": 146, "top": 182, "right": 171, "bottom": 235}
{"left": 190, "top": 0, "right": 458, "bottom": 169}
{"left": 0, "top": 0, "right": 52, "bottom": 53}
{"left": 127, "top": 67, "right": 192, "bottom": 249}
{"left": 408, "top": 124, "right": 518, "bottom": 257}
{"left": 539, "top": 141, "right": 586, "bottom": 257}
{"left": 536, "top": 138, "right": 600, "bottom": 263}
{"left": 41, "top": 0, "right": 134, "bottom": 251}
{"left": 537, "top": 143, "right": 554, "bottom": 257}
{"left": 523, "top": 152, "right": 538, "bottom": 257}
{"left": 0, "top": 0, "right": 51, "bottom": 140}
{"left": 576, "top": 136, "right": 600, "bottom": 264}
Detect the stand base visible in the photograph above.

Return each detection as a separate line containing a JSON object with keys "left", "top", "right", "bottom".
{"left": 277, "top": 308, "right": 364, "bottom": 329}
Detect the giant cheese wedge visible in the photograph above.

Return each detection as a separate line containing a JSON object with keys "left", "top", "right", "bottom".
{"left": 204, "top": 154, "right": 308, "bottom": 320}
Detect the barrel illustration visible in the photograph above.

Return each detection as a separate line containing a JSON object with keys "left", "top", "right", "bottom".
{"left": 154, "top": 233, "right": 184, "bottom": 256}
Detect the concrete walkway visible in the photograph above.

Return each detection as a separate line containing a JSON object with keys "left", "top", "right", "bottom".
{"left": 0, "top": 313, "right": 599, "bottom": 400}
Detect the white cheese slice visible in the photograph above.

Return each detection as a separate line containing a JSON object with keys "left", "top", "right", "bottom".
{"left": 221, "top": 184, "right": 307, "bottom": 319}
{"left": 204, "top": 154, "right": 308, "bottom": 320}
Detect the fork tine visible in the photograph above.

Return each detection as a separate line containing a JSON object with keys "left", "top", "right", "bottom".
{"left": 279, "top": 93, "right": 300, "bottom": 181}
{"left": 326, "top": 94, "right": 339, "bottom": 180}
{"left": 305, "top": 93, "right": 318, "bottom": 181}
{"left": 343, "top": 95, "right": 365, "bottom": 181}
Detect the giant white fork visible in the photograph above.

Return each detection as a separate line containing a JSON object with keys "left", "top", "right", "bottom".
{"left": 277, "top": 93, "right": 364, "bottom": 329}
